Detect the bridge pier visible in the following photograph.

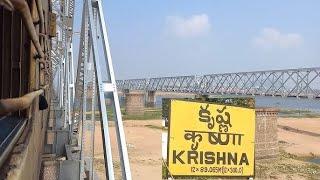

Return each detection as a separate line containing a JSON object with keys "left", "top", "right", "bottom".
{"left": 255, "top": 108, "right": 279, "bottom": 159}
{"left": 125, "top": 90, "right": 145, "bottom": 115}
{"left": 146, "top": 91, "right": 156, "bottom": 107}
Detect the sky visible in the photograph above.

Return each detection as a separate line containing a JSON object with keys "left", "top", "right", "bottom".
{"left": 73, "top": 0, "right": 320, "bottom": 80}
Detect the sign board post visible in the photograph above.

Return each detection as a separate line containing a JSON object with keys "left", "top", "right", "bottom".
{"left": 167, "top": 99, "right": 255, "bottom": 178}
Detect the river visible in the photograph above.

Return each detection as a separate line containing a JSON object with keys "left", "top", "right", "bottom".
{"left": 153, "top": 95, "right": 320, "bottom": 112}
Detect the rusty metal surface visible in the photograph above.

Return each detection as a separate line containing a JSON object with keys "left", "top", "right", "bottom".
{"left": 48, "top": 12, "right": 56, "bottom": 37}
{"left": 0, "top": 7, "right": 3, "bottom": 99}
{"left": 0, "top": 0, "right": 52, "bottom": 179}
{"left": 0, "top": 4, "right": 31, "bottom": 116}
{"left": 11, "top": 11, "right": 22, "bottom": 116}
{"left": 1, "top": 8, "right": 12, "bottom": 99}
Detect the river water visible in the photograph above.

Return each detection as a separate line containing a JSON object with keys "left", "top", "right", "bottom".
{"left": 310, "top": 158, "right": 320, "bottom": 164}
{"left": 154, "top": 95, "right": 320, "bottom": 112}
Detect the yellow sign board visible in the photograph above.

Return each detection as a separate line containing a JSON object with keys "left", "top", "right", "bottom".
{"left": 167, "top": 99, "right": 255, "bottom": 177}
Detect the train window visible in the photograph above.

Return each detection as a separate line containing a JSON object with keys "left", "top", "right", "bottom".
{"left": 0, "top": 7, "right": 30, "bottom": 117}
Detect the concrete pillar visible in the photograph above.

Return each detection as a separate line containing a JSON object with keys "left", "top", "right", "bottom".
{"left": 125, "top": 91, "right": 145, "bottom": 115}
{"left": 146, "top": 91, "right": 156, "bottom": 107}
{"left": 194, "top": 94, "right": 209, "bottom": 101}
{"left": 255, "top": 108, "right": 279, "bottom": 159}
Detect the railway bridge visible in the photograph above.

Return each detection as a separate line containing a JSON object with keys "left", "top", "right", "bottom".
{"left": 116, "top": 67, "right": 320, "bottom": 111}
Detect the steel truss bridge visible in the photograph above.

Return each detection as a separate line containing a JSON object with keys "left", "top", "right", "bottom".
{"left": 116, "top": 67, "right": 320, "bottom": 99}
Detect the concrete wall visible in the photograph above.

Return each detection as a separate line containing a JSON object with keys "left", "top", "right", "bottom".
{"left": 255, "top": 108, "right": 279, "bottom": 159}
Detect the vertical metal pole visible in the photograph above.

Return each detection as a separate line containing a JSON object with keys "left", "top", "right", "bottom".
{"left": 96, "top": 0, "right": 132, "bottom": 179}
{"left": 59, "top": 61, "right": 64, "bottom": 108}
{"left": 87, "top": 0, "right": 115, "bottom": 179}
{"left": 57, "top": 68, "right": 61, "bottom": 105}
{"left": 70, "top": 43, "right": 75, "bottom": 103}
{"left": 64, "top": 47, "right": 69, "bottom": 127}
{"left": 90, "top": 69, "right": 96, "bottom": 180}
{"left": 68, "top": 43, "right": 73, "bottom": 125}
{"left": 80, "top": 1, "right": 91, "bottom": 178}
{"left": 71, "top": 0, "right": 87, "bottom": 139}
{"left": 80, "top": 53, "right": 88, "bottom": 179}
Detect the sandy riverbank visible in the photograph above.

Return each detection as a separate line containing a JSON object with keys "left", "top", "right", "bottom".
{"left": 277, "top": 118, "right": 320, "bottom": 156}
{"left": 93, "top": 120, "right": 162, "bottom": 180}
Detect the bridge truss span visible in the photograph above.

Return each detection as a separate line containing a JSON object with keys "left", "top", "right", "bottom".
{"left": 116, "top": 67, "right": 320, "bottom": 99}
